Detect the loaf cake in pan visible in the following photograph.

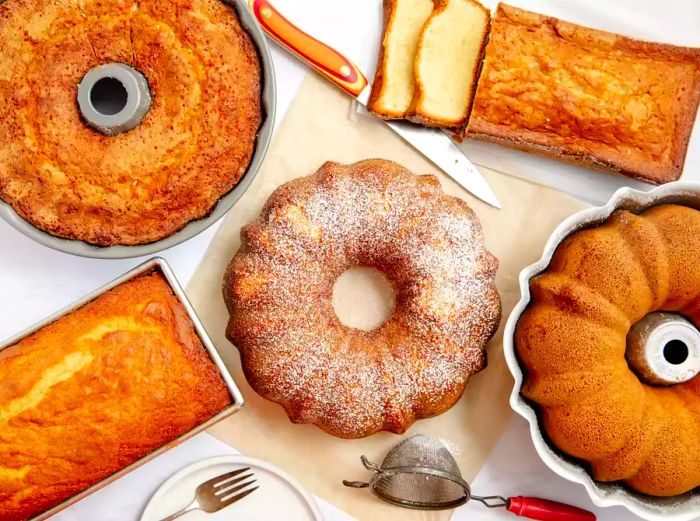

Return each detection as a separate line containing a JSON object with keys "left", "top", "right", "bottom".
{"left": 468, "top": 4, "right": 700, "bottom": 184}
{"left": 0, "top": 271, "right": 232, "bottom": 521}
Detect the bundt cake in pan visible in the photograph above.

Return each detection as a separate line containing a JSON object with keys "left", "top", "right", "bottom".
{"left": 0, "top": 0, "right": 263, "bottom": 246}
{"left": 223, "top": 159, "right": 501, "bottom": 438}
{"left": 515, "top": 202, "right": 700, "bottom": 499}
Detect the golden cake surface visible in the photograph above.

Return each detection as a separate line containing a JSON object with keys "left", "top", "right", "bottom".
{"left": 0, "top": 272, "right": 231, "bottom": 520}
{"left": 468, "top": 4, "right": 700, "bottom": 184}
{"left": 0, "top": 0, "right": 262, "bottom": 245}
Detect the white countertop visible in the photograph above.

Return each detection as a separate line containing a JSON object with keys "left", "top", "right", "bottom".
{"left": 1, "top": 1, "right": 699, "bottom": 520}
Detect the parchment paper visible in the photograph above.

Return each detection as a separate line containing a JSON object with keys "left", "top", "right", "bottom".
{"left": 187, "top": 73, "right": 588, "bottom": 521}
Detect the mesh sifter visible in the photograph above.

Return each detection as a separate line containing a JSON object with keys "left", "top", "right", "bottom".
{"left": 343, "top": 435, "right": 596, "bottom": 520}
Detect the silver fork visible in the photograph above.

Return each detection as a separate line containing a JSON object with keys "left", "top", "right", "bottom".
{"left": 160, "top": 467, "right": 259, "bottom": 520}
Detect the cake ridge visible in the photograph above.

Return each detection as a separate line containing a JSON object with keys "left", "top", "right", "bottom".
{"left": 529, "top": 272, "right": 630, "bottom": 331}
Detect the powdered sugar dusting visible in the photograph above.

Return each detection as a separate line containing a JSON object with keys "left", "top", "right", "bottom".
{"left": 224, "top": 159, "right": 501, "bottom": 438}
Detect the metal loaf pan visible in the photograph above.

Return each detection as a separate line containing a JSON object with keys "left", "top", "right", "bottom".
{"left": 0, "top": 257, "right": 244, "bottom": 521}
{"left": 503, "top": 181, "right": 700, "bottom": 521}
{"left": 0, "top": 0, "right": 276, "bottom": 259}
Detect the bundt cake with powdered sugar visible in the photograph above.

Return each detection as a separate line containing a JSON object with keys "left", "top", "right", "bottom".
{"left": 223, "top": 159, "right": 501, "bottom": 438}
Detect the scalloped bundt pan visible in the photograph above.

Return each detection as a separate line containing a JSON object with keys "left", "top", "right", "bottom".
{"left": 504, "top": 181, "right": 700, "bottom": 521}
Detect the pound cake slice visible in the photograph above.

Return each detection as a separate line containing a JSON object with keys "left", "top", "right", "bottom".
{"left": 467, "top": 4, "right": 700, "bottom": 184}
{"left": 368, "top": 0, "right": 434, "bottom": 119}
{"left": 0, "top": 272, "right": 231, "bottom": 521}
{"left": 407, "top": 0, "right": 490, "bottom": 129}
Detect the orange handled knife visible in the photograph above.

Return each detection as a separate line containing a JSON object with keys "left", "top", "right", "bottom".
{"left": 248, "top": 0, "right": 501, "bottom": 209}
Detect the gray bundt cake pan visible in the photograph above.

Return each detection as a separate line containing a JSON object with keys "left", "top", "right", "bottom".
{"left": 0, "top": 0, "right": 275, "bottom": 259}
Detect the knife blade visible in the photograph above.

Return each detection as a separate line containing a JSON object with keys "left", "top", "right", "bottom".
{"left": 248, "top": 0, "right": 501, "bottom": 209}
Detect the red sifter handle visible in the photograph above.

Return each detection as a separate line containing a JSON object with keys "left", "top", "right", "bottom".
{"left": 507, "top": 496, "right": 596, "bottom": 521}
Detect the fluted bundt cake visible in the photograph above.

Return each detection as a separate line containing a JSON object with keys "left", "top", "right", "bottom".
{"left": 516, "top": 204, "right": 700, "bottom": 496}
{"left": 0, "top": 0, "right": 261, "bottom": 245}
{"left": 223, "top": 159, "right": 501, "bottom": 438}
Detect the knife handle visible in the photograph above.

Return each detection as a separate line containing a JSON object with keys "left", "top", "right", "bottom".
{"left": 248, "top": 0, "right": 368, "bottom": 97}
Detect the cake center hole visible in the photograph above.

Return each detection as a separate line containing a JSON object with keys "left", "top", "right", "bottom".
{"left": 90, "top": 77, "right": 128, "bottom": 116}
{"left": 664, "top": 339, "right": 689, "bottom": 365}
{"left": 332, "top": 267, "right": 396, "bottom": 332}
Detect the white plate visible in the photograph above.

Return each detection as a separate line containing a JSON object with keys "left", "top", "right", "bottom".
{"left": 141, "top": 455, "right": 324, "bottom": 521}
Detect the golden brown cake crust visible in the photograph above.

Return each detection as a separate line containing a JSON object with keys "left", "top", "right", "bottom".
{"left": 223, "top": 159, "right": 501, "bottom": 438}
{"left": 516, "top": 204, "right": 700, "bottom": 496}
{"left": 367, "top": 0, "right": 402, "bottom": 119}
{"left": 0, "top": 272, "right": 231, "bottom": 521}
{"left": 467, "top": 4, "right": 700, "bottom": 184}
{"left": 0, "top": 0, "right": 262, "bottom": 245}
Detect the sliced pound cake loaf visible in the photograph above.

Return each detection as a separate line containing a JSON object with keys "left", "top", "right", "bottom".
{"left": 408, "top": 0, "right": 490, "bottom": 130}
{"left": 368, "top": 0, "right": 434, "bottom": 119}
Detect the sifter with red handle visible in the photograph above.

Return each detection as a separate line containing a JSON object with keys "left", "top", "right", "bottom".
{"left": 343, "top": 434, "right": 595, "bottom": 521}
